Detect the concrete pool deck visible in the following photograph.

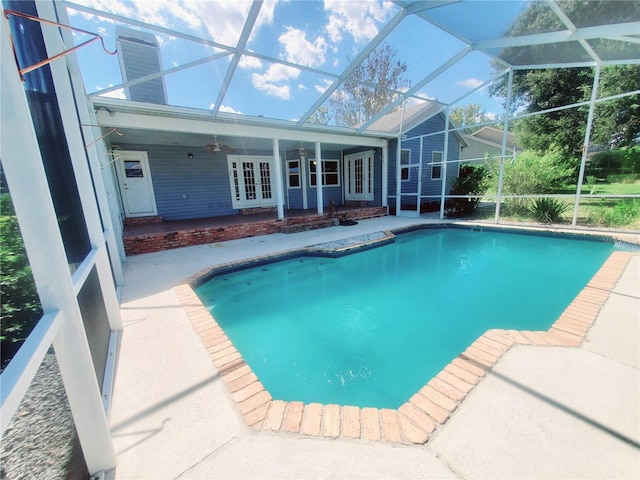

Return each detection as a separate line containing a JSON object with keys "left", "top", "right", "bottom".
{"left": 106, "top": 216, "right": 639, "bottom": 479}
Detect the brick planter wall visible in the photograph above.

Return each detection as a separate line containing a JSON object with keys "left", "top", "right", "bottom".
{"left": 123, "top": 207, "right": 388, "bottom": 256}
{"left": 123, "top": 215, "right": 163, "bottom": 226}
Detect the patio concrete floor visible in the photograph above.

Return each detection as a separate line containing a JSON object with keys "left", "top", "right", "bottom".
{"left": 106, "top": 216, "right": 639, "bottom": 479}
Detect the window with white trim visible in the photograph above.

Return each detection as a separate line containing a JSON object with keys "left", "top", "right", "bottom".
{"left": 309, "top": 159, "right": 340, "bottom": 186}
{"left": 287, "top": 159, "right": 301, "bottom": 188}
{"left": 431, "top": 151, "right": 443, "bottom": 180}
{"left": 400, "top": 149, "right": 410, "bottom": 181}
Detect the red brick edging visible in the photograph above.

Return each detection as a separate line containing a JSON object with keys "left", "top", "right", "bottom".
{"left": 173, "top": 251, "right": 634, "bottom": 445}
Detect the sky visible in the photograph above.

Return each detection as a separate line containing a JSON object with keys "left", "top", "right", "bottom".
{"left": 64, "top": 0, "right": 530, "bottom": 125}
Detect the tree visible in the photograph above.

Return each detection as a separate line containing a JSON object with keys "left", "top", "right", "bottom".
{"left": 1, "top": 193, "right": 42, "bottom": 371}
{"left": 306, "top": 106, "right": 329, "bottom": 125}
{"left": 329, "top": 43, "right": 410, "bottom": 127}
{"left": 450, "top": 102, "right": 493, "bottom": 133}
{"left": 489, "top": 1, "right": 640, "bottom": 163}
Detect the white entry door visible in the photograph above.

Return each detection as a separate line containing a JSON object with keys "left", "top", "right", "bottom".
{"left": 115, "top": 151, "right": 158, "bottom": 217}
{"left": 344, "top": 150, "right": 374, "bottom": 201}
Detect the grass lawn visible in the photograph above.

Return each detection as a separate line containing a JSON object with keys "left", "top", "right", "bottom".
{"left": 589, "top": 182, "right": 640, "bottom": 195}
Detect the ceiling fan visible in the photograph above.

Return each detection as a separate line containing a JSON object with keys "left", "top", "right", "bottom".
{"left": 290, "top": 142, "right": 311, "bottom": 158}
{"left": 201, "top": 135, "right": 234, "bottom": 154}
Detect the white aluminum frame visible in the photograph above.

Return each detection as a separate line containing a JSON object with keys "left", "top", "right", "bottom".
{"left": 0, "top": 3, "right": 123, "bottom": 474}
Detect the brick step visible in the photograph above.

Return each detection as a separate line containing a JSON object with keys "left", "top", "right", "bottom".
{"left": 281, "top": 220, "right": 332, "bottom": 234}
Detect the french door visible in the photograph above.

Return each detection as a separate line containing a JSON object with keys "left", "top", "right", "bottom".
{"left": 227, "top": 155, "right": 276, "bottom": 208}
{"left": 344, "top": 150, "right": 374, "bottom": 201}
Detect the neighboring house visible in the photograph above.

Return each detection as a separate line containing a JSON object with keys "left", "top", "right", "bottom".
{"left": 460, "top": 126, "right": 517, "bottom": 165}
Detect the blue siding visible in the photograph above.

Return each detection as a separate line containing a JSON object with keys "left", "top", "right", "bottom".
{"left": 387, "top": 112, "right": 462, "bottom": 206}
{"left": 285, "top": 187, "right": 304, "bottom": 209}
{"left": 122, "top": 144, "right": 380, "bottom": 219}
{"left": 119, "top": 143, "right": 236, "bottom": 220}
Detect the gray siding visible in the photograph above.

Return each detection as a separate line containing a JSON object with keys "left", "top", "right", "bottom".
{"left": 117, "top": 27, "right": 167, "bottom": 104}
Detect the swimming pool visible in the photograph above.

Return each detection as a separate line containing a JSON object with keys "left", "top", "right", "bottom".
{"left": 195, "top": 228, "right": 621, "bottom": 408}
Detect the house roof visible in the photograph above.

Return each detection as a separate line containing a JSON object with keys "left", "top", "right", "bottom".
{"left": 364, "top": 102, "right": 444, "bottom": 135}
{"left": 468, "top": 126, "right": 517, "bottom": 150}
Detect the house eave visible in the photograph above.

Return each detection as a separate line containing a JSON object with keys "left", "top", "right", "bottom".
{"left": 91, "top": 97, "right": 390, "bottom": 147}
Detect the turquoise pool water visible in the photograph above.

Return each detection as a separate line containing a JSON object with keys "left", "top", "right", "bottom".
{"left": 196, "top": 229, "right": 617, "bottom": 408}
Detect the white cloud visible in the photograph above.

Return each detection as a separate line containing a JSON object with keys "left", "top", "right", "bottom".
{"left": 251, "top": 64, "right": 300, "bottom": 99}
{"left": 73, "top": 0, "right": 275, "bottom": 47}
{"left": 252, "top": 79, "right": 291, "bottom": 99}
{"left": 238, "top": 54, "right": 263, "bottom": 70}
{"left": 314, "top": 78, "right": 333, "bottom": 94}
{"left": 279, "top": 27, "right": 327, "bottom": 67}
{"left": 324, "top": 0, "right": 393, "bottom": 44}
{"left": 219, "top": 105, "right": 243, "bottom": 114}
{"left": 298, "top": 84, "right": 307, "bottom": 90}
{"left": 457, "top": 78, "right": 484, "bottom": 89}
{"left": 97, "top": 85, "right": 126, "bottom": 99}
{"left": 486, "top": 112, "right": 497, "bottom": 120}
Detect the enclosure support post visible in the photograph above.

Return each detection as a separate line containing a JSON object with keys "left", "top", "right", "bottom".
{"left": 494, "top": 69, "right": 514, "bottom": 223}
{"left": 382, "top": 143, "right": 388, "bottom": 208}
{"left": 315, "top": 141, "right": 323, "bottom": 214}
{"left": 439, "top": 107, "right": 451, "bottom": 220}
{"left": 572, "top": 65, "right": 601, "bottom": 227}
{"left": 395, "top": 100, "right": 406, "bottom": 215}
{"left": 272, "top": 138, "right": 285, "bottom": 219}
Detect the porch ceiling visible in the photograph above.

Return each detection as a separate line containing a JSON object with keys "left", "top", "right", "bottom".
{"left": 108, "top": 127, "right": 358, "bottom": 153}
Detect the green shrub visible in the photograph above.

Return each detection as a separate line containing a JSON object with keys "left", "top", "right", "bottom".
{"left": 588, "top": 146, "right": 640, "bottom": 178}
{"left": 607, "top": 173, "right": 640, "bottom": 184}
{"left": 446, "top": 164, "right": 489, "bottom": 217}
{"left": 1, "top": 194, "right": 42, "bottom": 371}
{"left": 589, "top": 199, "right": 640, "bottom": 227}
{"left": 528, "top": 197, "right": 571, "bottom": 223}
{"left": 487, "top": 149, "right": 575, "bottom": 215}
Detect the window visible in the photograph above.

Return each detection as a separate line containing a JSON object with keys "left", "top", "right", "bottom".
{"left": 431, "top": 151, "right": 443, "bottom": 180}
{"left": 309, "top": 159, "right": 340, "bottom": 186}
{"left": 400, "top": 149, "right": 410, "bottom": 181}
{"left": 124, "top": 160, "right": 143, "bottom": 177}
{"left": 287, "top": 160, "right": 301, "bottom": 188}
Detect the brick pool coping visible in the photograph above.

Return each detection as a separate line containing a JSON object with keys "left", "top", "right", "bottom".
{"left": 173, "top": 247, "right": 635, "bottom": 446}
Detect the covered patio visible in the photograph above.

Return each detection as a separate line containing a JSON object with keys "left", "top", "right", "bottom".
{"left": 122, "top": 205, "right": 387, "bottom": 255}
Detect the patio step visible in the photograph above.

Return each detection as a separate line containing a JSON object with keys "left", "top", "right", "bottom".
{"left": 280, "top": 219, "right": 333, "bottom": 234}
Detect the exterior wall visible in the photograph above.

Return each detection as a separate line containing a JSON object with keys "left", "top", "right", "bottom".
{"left": 115, "top": 144, "right": 384, "bottom": 220}
{"left": 116, "top": 26, "right": 167, "bottom": 104}
{"left": 460, "top": 137, "right": 510, "bottom": 164}
{"left": 116, "top": 143, "right": 237, "bottom": 220}
{"left": 387, "top": 113, "right": 462, "bottom": 208}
